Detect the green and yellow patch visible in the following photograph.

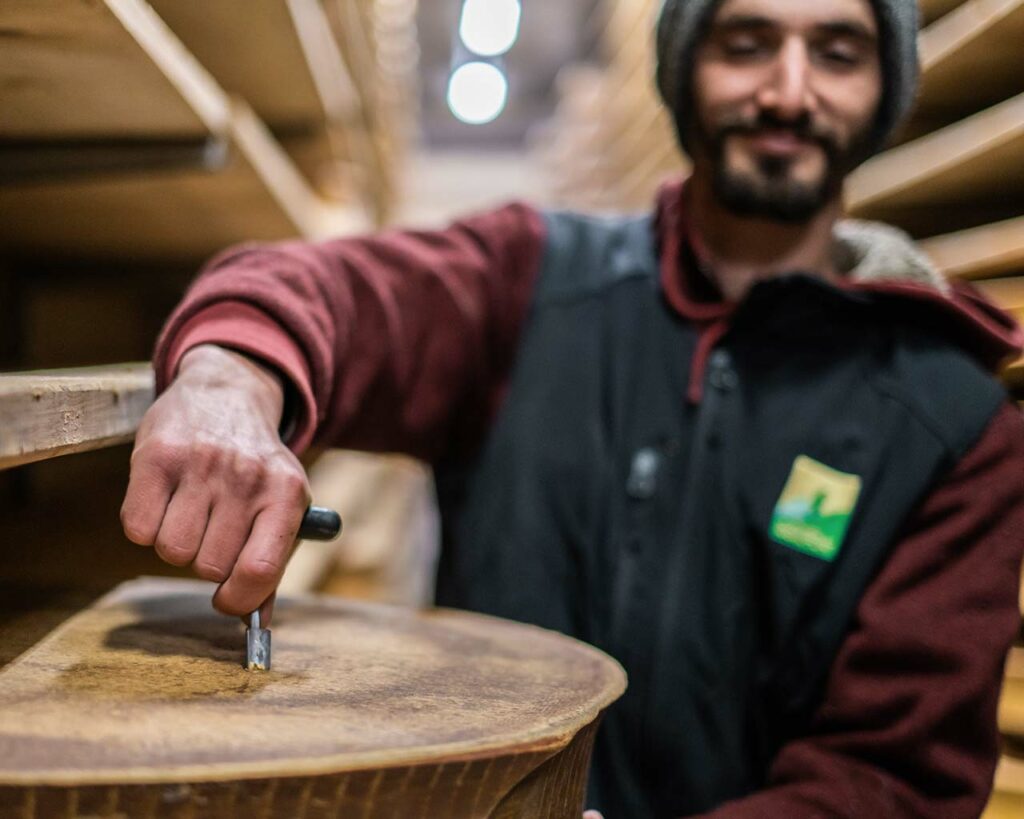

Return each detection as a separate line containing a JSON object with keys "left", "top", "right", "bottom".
{"left": 769, "top": 456, "right": 862, "bottom": 562}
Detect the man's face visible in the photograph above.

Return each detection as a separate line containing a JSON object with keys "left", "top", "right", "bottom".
{"left": 690, "top": 0, "right": 882, "bottom": 222}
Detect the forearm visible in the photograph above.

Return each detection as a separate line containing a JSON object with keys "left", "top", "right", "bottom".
{"left": 153, "top": 204, "right": 546, "bottom": 460}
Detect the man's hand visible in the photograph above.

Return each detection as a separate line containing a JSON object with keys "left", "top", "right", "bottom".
{"left": 121, "top": 345, "right": 310, "bottom": 623}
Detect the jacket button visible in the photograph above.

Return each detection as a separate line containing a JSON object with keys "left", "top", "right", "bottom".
{"left": 627, "top": 448, "right": 660, "bottom": 499}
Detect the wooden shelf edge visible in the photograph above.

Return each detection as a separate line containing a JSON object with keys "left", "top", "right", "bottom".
{"left": 920, "top": 215, "right": 1024, "bottom": 279}
{"left": 919, "top": 0, "right": 1023, "bottom": 73}
{"left": 846, "top": 91, "right": 1024, "bottom": 211}
{"left": 0, "top": 364, "right": 154, "bottom": 471}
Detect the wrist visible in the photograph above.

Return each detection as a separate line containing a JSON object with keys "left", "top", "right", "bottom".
{"left": 176, "top": 344, "right": 285, "bottom": 426}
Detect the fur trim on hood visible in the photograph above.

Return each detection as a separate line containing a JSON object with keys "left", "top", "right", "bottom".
{"left": 834, "top": 219, "right": 951, "bottom": 296}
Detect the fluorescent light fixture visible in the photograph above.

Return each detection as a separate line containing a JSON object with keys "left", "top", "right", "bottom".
{"left": 447, "top": 61, "right": 509, "bottom": 124}
{"left": 459, "top": 0, "right": 522, "bottom": 57}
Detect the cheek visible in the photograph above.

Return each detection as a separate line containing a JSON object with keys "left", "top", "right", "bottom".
{"left": 694, "top": 65, "right": 761, "bottom": 125}
{"left": 825, "top": 73, "right": 883, "bottom": 138}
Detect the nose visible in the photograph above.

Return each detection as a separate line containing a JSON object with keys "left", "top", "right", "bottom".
{"left": 756, "top": 39, "right": 815, "bottom": 122}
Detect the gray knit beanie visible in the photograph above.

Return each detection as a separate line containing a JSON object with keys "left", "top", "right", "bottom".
{"left": 655, "top": 0, "right": 919, "bottom": 159}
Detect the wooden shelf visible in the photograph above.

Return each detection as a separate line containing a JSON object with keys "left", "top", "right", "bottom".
{"left": 847, "top": 92, "right": 1024, "bottom": 235}
{"left": 0, "top": 103, "right": 369, "bottom": 264}
{"left": 1, "top": 0, "right": 228, "bottom": 142}
{"left": 920, "top": 216, "right": 1024, "bottom": 279}
{"left": 910, "top": 0, "right": 1024, "bottom": 137}
{"left": 0, "top": 364, "right": 154, "bottom": 470}
{"left": 0, "top": 0, "right": 371, "bottom": 261}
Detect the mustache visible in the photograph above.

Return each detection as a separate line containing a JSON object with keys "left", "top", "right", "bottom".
{"left": 712, "top": 111, "right": 840, "bottom": 155}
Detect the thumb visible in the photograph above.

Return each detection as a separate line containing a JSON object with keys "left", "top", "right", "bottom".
{"left": 583, "top": 812, "right": 604, "bottom": 819}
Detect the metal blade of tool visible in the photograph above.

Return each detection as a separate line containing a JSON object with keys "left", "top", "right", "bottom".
{"left": 245, "top": 505, "right": 343, "bottom": 670}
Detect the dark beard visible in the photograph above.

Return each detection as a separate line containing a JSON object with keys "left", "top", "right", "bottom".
{"left": 712, "top": 152, "right": 838, "bottom": 223}
{"left": 704, "top": 110, "right": 865, "bottom": 223}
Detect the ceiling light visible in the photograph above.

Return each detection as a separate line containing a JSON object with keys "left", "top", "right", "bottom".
{"left": 447, "top": 61, "right": 509, "bottom": 124}
{"left": 458, "top": 0, "right": 522, "bottom": 57}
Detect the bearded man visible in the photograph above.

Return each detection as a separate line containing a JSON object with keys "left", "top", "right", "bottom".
{"left": 121, "top": 0, "right": 1024, "bottom": 815}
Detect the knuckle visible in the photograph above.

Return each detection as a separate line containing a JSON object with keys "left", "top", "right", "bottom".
{"left": 276, "top": 469, "right": 310, "bottom": 504}
{"left": 229, "top": 456, "right": 267, "bottom": 494}
{"left": 139, "top": 438, "right": 189, "bottom": 472}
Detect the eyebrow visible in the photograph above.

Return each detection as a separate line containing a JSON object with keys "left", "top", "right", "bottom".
{"left": 815, "top": 20, "right": 878, "bottom": 43}
{"left": 712, "top": 14, "right": 878, "bottom": 42}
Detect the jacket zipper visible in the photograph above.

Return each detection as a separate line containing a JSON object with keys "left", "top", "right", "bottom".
{"left": 640, "top": 348, "right": 735, "bottom": 753}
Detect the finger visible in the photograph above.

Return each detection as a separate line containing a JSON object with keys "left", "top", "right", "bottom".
{"left": 153, "top": 485, "right": 211, "bottom": 568}
{"left": 193, "top": 499, "right": 256, "bottom": 583}
{"left": 260, "top": 591, "right": 277, "bottom": 627}
{"left": 583, "top": 812, "right": 604, "bottom": 819}
{"left": 120, "top": 448, "right": 176, "bottom": 546}
{"left": 213, "top": 503, "right": 304, "bottom": 617}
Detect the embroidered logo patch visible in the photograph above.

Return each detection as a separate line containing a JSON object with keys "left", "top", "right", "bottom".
{"left": 769, "top": 456, "right": 862, "bottom": 561}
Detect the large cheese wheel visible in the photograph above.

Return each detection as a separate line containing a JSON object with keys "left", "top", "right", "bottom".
{"left": 0, "top": 577, "right": 625, "bottom": 818}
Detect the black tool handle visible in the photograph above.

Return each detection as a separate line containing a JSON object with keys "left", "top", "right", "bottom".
{"left": 298, "top": 505, "right": 343, "bottom": 541}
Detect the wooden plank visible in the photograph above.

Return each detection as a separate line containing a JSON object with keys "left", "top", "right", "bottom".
{"left": 920, "top": 216, "right": 1024, "bottom": 279}
{"left": 0, "top": 364, "right": 154, "bottom": 470}
{"left": 914, "top": 0, "right": 1024, "bottom": 131}
{"left": 0, "top": 0, "right": 229, "bottom": 141}
{"left": 0, "top": 102, "right": 369, "bottom": 264}
{"left": 0, "top": 577, "right": 624, "bottom": 818}
{"left": 847, "top": 92, "right": 1024, "bottom": 225}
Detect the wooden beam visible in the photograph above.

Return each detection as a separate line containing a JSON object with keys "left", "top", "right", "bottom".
{"left": 915, "top": 0, "right": 1024, "bottom": 128}
{"left": 920, "top": 216, "right": 1024, "bottom": 279}
{"left": 146, "top": 0, "right": 370, "bottom": 194}
{"left": 1, "top": 0, "right": 228, "bottom": 141}
{"left": 0, "top": 364, "right": 154, "bottom": 470}
{"left": 847, "top": 91, "right": 1024, "bottom": 218}
{"left": 147, "top": 0, "right": 358, "bottom": 130}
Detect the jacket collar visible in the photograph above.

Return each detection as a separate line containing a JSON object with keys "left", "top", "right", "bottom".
{"left": 654, "top": 176, "right": 1023, "bottom": 373}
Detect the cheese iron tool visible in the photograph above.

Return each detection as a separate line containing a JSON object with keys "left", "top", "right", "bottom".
{"left": 246, "top": 505, "right": 343, "bottom": 671}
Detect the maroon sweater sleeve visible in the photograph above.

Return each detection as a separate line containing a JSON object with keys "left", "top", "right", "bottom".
{"left": 699, "top": 401, "right": 1024, "bottom": 819}
{"left": 153, "top": 203, "right": 546, "bottom": 459}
